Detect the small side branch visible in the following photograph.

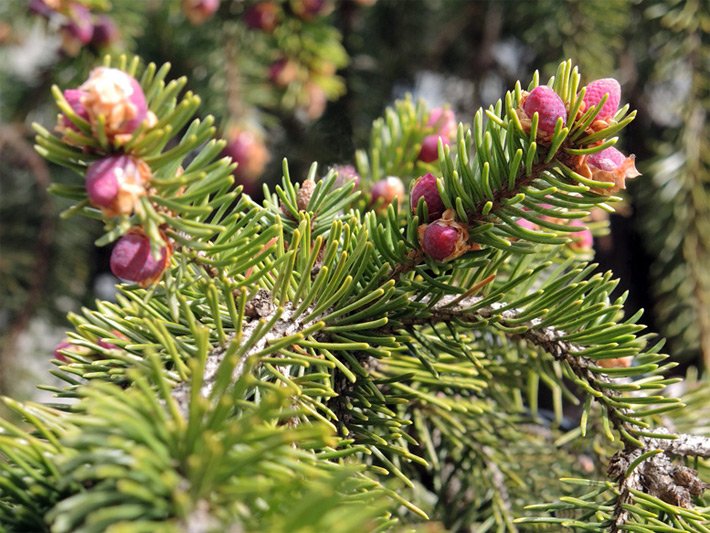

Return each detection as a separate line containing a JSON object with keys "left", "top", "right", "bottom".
{"left": 609, "top": 443, "right": 708, "bottom": 531}
{"left": 386, "top": 157, "right": 566, "bottom": 281}
{"left": 171, "top": 290, "right": 313, "bottom": 415}
{"left": 396, "top": 294, "right": 709, "bottom": 528}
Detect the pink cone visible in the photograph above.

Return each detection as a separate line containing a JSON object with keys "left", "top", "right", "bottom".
{"left": 80, "top": 67, "right": 148, "bottom": 138}
{"left": 63, "top": 2, "right": 94, "bottom": 45}
{"left": 91, "top": 15, "right": 119, "bottom": 47}
{"left": 582, "top": 78, "right": 621, "bottom": 121}
{"left": 243, "top": 2, "right": 280, "bottom": 32}
{"left": 85, "top": 155, "right": 151, "bottom": 216}
{"left": 59, "top": 88, "right": 89, "bottom": 131}
{"left": 371, "top": 176, "right": 405, "bottom": 211}
{"left": 97, "top": 338, "right": 118, "bottom": 350}
{"left": 53, "top": 340, "right": 73, "bottom": 362}
{"left": 223, "top": 129, "right": 270, "bottom": 183}
{"left": 418, "top": 134, "right": 447, "bottom": 163}
{"left": 583, "top": 146, "right": 641, "bottom": 195}
{"left": 410, "top": 172, "right": 445, "bottom": 221}
{"left": 331, "top": 165, "right": 360, "bottom": 188}
{"left": 522, "top": 86, "right": 567, "bottom": 136}
{"left": 427, "top": 107, "right": 457, "bottom": 140}
{"left": 29, "top": 0, "right": 54, "bottom": 18}
{"left": 110, "top": 230, "right": 170, "bottom": 286}
{"left": 183, "top": 0, "right": 220, "bottom": 25}
{"left": 515, "top": 217, "right": 538, "bottom": 232}
{"left": 587, "top": 146, "right": 627, "bottom": 171}
{"left": 291, "top": 0, "right": 329, "bottom": 20}
{"left": 568, "top": 219, "right": 593, "bottom": 250}
{"left": 269, "top": 58, "right": 299, "bottom": 87}
{"left": 421, "top": 219, "right": 470, "bottom": 262}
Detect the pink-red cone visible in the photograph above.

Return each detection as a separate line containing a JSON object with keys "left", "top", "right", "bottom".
{"left": 79, "top": 67, "right": 148, "bottom": 140}
{"left": 520, "top": 86, "right": 567, "bottom": 138}
{"left": 110, "top": 230, "right": 171, "bottom": 286}
{"left": 582, "top": 78, "right": 621, "bottom": 121}
{"left": 85, "top": 155, "right": 152, "bottom": 216}
{"left": 581, "top": 146, "right": 640, "bottom": 194}
{"left": 410, "top": 172, "right": 445, "bottom": 221}
{"left": 371, "top": 176, "right": 405, "bottom": 212}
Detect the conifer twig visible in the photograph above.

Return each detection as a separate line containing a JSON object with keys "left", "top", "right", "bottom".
{"left": 397, "top": 293, "right": 709, "bottom": 528}
{"left": 386, "top": 155, "right": 574, "bottom": 280}
{"left": 171, "top": 289, "right": 319, "bottom": 415}
{"left": 408, "top": 294, "right": 710, "bottom": 452}
{"left": 609, "top": 437, "right": 709, "bottom": 532}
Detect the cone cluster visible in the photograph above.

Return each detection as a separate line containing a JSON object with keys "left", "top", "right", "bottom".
{"left": 58, "top": 67, "right": 171, "bottom": 286}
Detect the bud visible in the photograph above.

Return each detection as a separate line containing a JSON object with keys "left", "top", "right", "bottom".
{"left": 410, "top": 172, "right": 445, "bottom": 221}
{"left": 269, "top": 58, "right": 299, "bottom": 87}
{"left": 520, "top": 86, "right": 567, "bottom": 138}
{"left": 58, "top": 88, "right": 89, "bottom": 133}
{"left": 110, "top": 230, "right": 171, "bottom": 286}
{"left": 371, "top": 176, "right": 405, "bottom": 212}
{"left": 418, "top": 134, "right": 445, "bottom": 163}
{"left": 581, "top": 146, "right": 641, "bottom": 194}
{"left": 331, "top": 164, "right": 360, "bottom": 189}
{"left": 91, "top": 15, "right": 119, "bottom": 47}
{"left": 223, "top": 128, "right": 270, "bottom": 184}
{"left": 290, "top": 0, "right": 331, "bottom": 20}
{"left": 419, "top": 215, "right": 470, "bottom": 262}
{"left": 183, "top": 0, "right": 220, "bottom": 25}
{"left": 243, "top": 2, "right": 280, "bottom": 32}
{"left": 53, "top": 339, "right": 73, "bottom": 362}
{"left": 59, "top": 2, "right": 94, "bottom": 55}
{"left": 568, "top": 219, "right": 593, "bottom": 250}
{"left": 302, "top": 82, "right": 327, "bottom": 121}
{"left": 597, "top": 356, "right": 632, "bottom": 369}
{"left": 582, "top": 78, "right": 621, "bottom": 122}
{"left": 297, "top": 178, "right": 316, "bottom": 211}
{"left": 427, "top": 107, "right": 457, "bottom": 140}
{"left": 85, "top": 155, "right": 152, "bottom": 216}
{"left": 79, "top": 67, "right": 148, "bottom": 140}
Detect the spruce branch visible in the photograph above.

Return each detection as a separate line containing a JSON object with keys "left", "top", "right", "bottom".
{"left": 394, "top": 291, "right": 667, "bottom": 436}
{"left": 372, "top": 61, "right": 634, "bottom": 286}
{"left": 8, "top": 53, "right": 707, "bottom": 531}
{"left": 401, "top": 292, "right": 708, "bottom": 528}
{"left": 609, "top": 441, "right": 709, "bottom": 532}
{"left": 386, "top": 158, "right": 563, "bottom": 280}
{"left": 416, "top": 291, "right": 710, "bottom": 464}
{"left": 170, "top": 289, "right": 321, "bottom": 416}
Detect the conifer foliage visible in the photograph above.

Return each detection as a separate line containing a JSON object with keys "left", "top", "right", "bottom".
{"left": 1, "top": 55, "right": 708, "bottom": 531}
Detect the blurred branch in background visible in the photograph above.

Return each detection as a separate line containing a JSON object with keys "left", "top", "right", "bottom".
{"left": 633, "top": 0, "right": 709, "bottom": 368}
{"left": 0, "top": 125, "right": 54, "bottom": 395}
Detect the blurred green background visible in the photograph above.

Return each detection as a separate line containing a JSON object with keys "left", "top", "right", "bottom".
{"left": 1, "top": 0, "right": 707, "bottom": 399}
